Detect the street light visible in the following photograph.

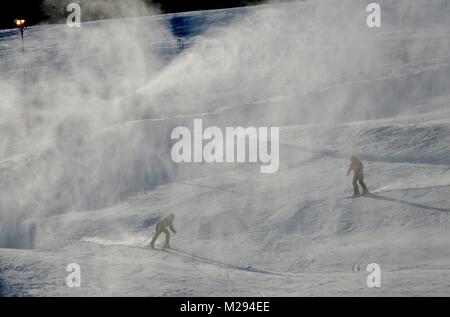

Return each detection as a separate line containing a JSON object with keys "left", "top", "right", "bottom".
{"left": 14, "top": 18, "right": 26, "bottom": 37}
{"left": 14, "top": 18, "right": 28, "bottom": 132}
{"left": 14, "top": 18, "right": 26, "bottom": 56}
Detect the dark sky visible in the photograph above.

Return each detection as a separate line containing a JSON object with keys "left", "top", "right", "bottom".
{"left": 0, "top": 0, "right": 268, "bottom": 30}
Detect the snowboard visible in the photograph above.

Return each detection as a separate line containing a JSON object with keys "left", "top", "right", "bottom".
{"left": 143, "top": 245, "right": 171, "bottom": 251}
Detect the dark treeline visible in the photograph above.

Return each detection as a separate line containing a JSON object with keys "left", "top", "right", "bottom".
{"left": 0, "top": 0, "right": 269, "bottom": 30}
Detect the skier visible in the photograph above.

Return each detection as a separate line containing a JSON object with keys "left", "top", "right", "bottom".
{"left": 148, "top": 213, "right": 177, "bottom": 249}
{"left": 347, "top": 155, "right": 370, "bottom": 197}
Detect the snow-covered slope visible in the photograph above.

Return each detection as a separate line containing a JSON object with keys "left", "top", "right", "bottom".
{"left": 1, "top": 0, "right": 450, "bottom": 296}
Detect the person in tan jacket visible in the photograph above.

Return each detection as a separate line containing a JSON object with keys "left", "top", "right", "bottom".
{"left": 347, "top": 156, "right": 370, "bottom": 197}
{"left": 149, "top": 214, "right": 177, "bottom": 249}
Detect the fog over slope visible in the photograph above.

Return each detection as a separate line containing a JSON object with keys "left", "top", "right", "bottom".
{"left": 0, "top": 0, "right": 449, "bottom": 296}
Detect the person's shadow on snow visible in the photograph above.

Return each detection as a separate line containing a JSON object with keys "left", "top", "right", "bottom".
{"left": 365, "top": 193, "right": 450, "bottom": 213}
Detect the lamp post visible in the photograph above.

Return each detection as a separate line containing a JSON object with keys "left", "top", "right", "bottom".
{"left": 15, "top": 18, "right": 29, "bottom": 134}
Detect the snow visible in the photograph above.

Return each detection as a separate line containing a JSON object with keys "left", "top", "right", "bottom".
{"left": 1, "top": 0, "right": 450, "bottom": 296}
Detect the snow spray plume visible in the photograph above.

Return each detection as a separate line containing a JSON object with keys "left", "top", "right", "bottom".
{"left": 0, "top": 0, "right": 449, "bottom": 258}
{"left": 127, "top": 0, "right": 450, "bottom": 262}
{"left": 0, "top": 0, "right": 171, "bottom": 249}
